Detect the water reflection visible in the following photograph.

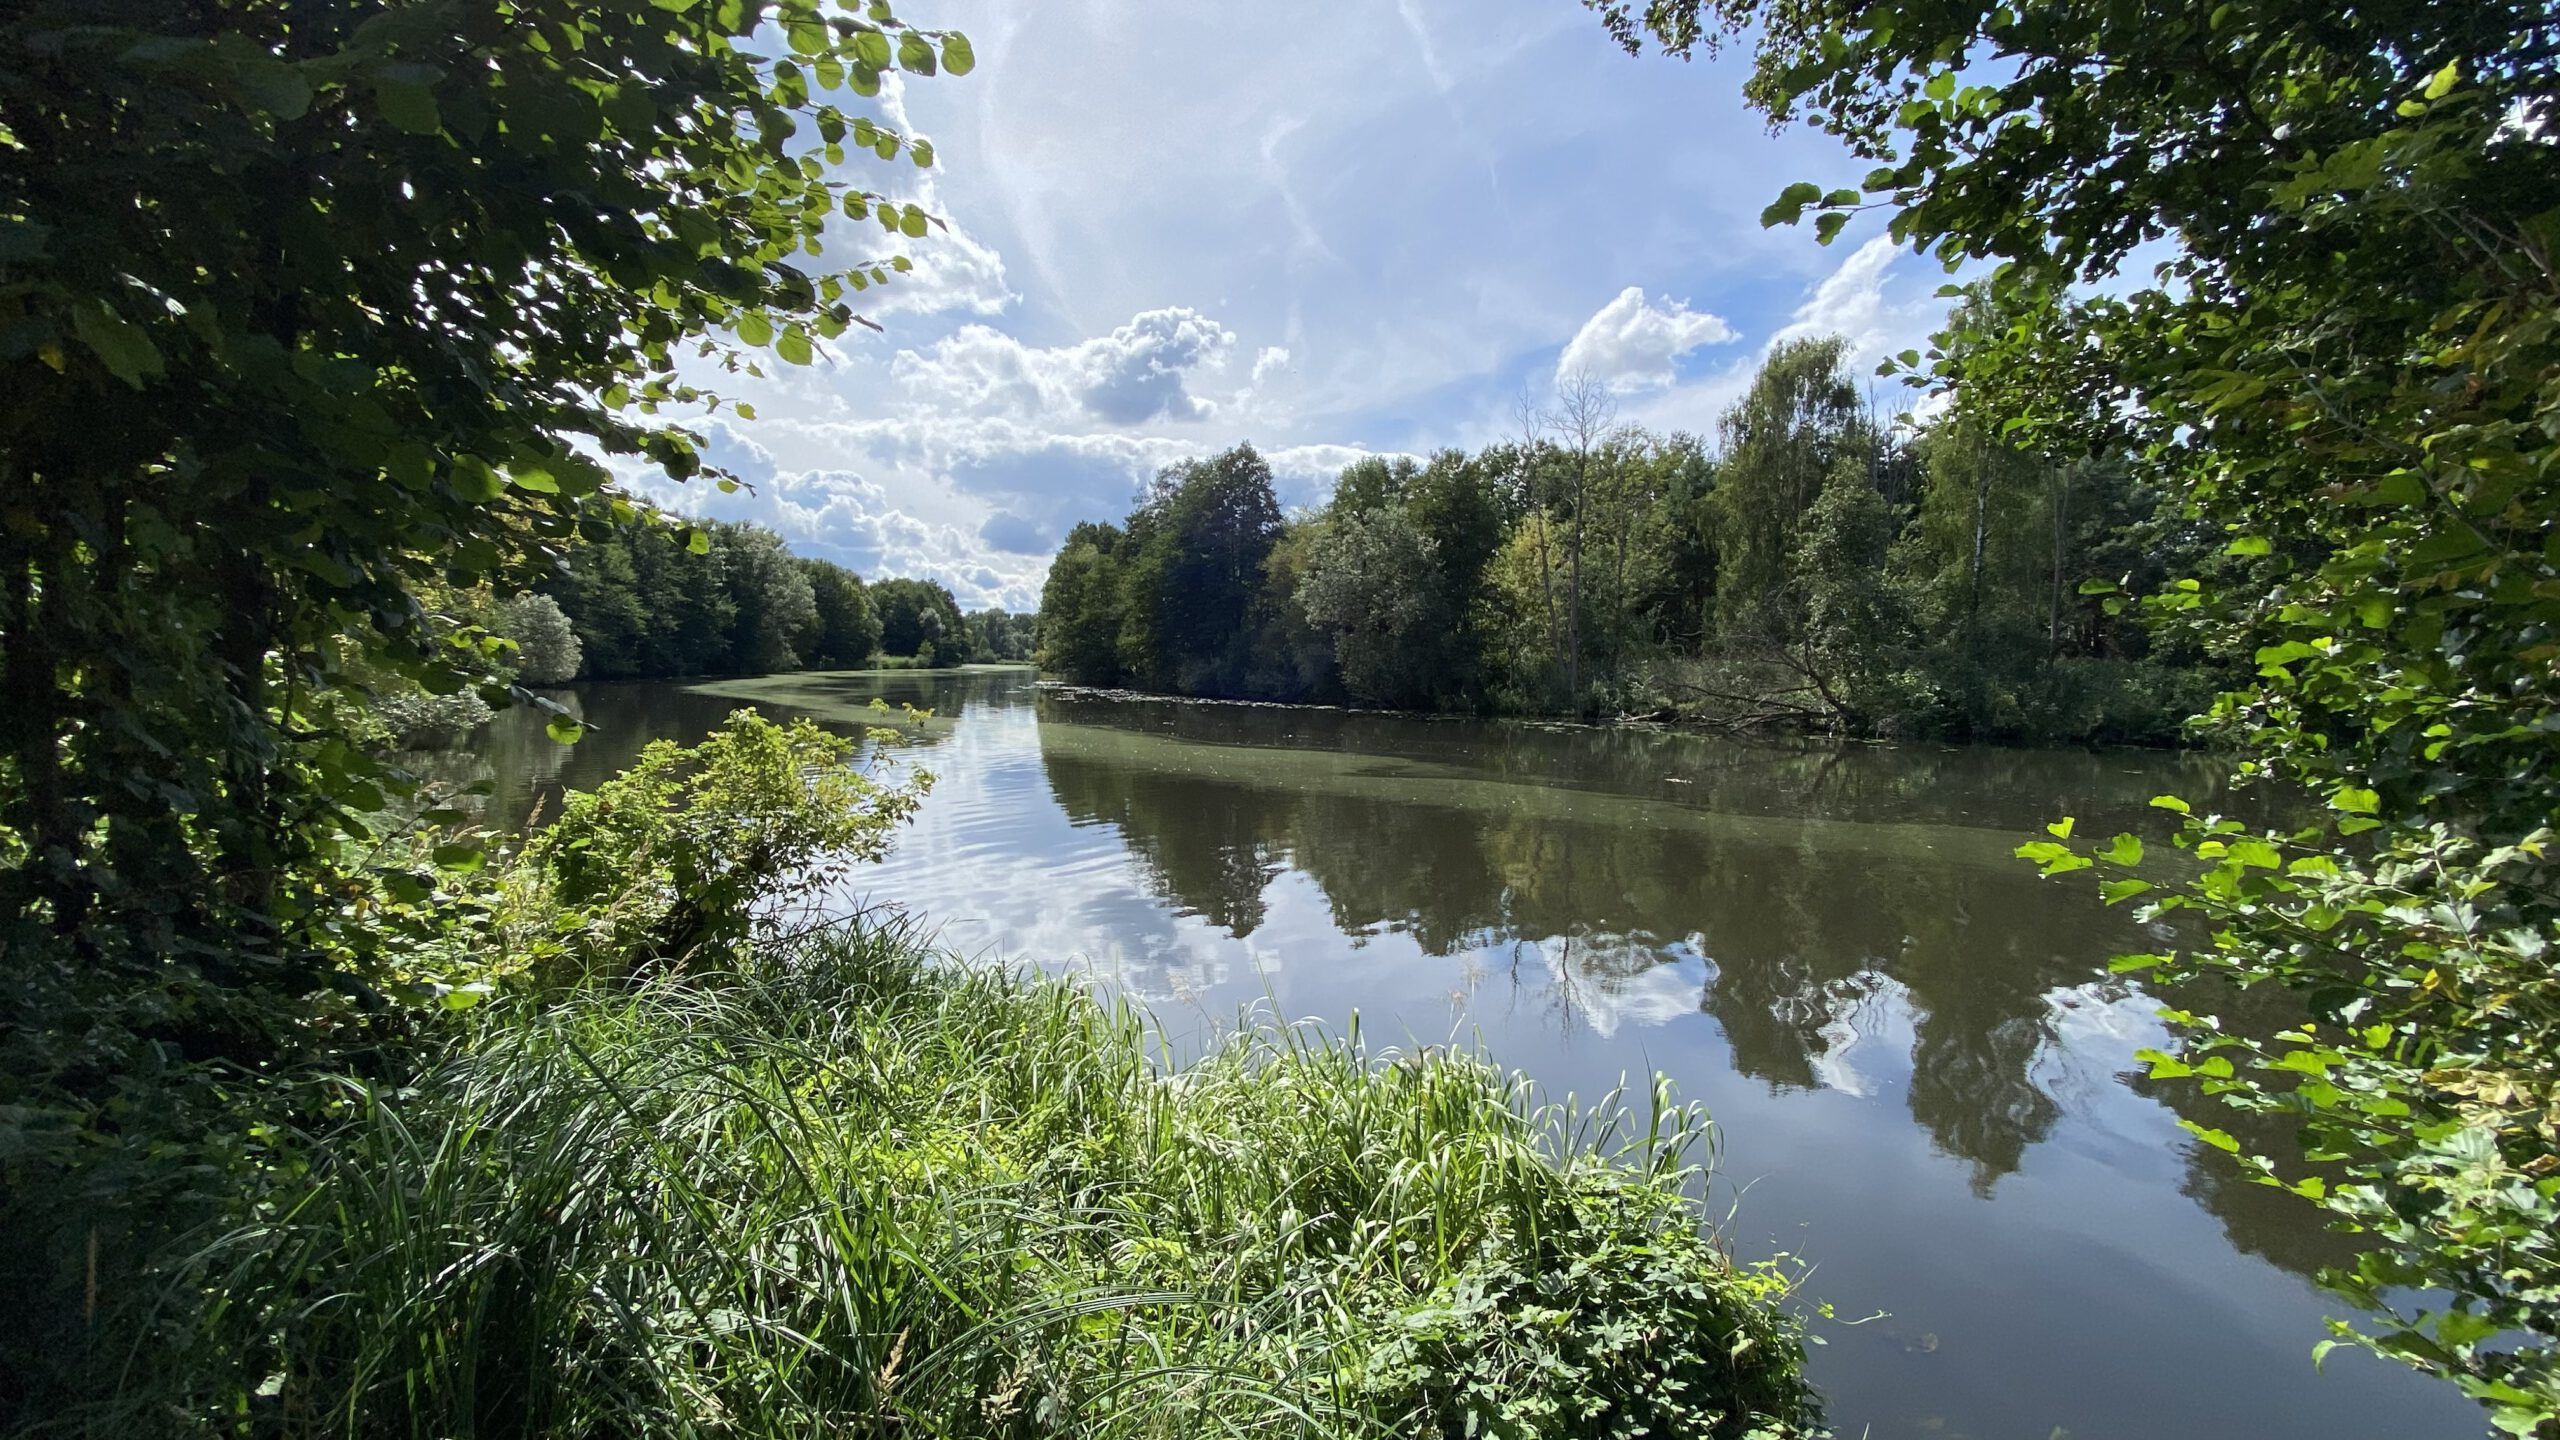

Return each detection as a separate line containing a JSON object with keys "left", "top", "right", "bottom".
{"left": 1038, "top": 693, "right": 2171, "bottom": 1200}
{"left": 466, "top": 672, "right": 2478, "bottom": 1440}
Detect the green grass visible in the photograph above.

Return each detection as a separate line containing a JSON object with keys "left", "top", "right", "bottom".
{"left": 108, "top": 919, "right": 1814, "bottom": 1439}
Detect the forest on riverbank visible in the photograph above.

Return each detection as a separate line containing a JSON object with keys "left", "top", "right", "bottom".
{"left": 536, "top": 509, "right": 1035, "bottom": 679}
{"left": 1036, "top": 332, "right": 2229, "bottom": 745}
{"left": 375, "top": 508, "right": 1035, "bottom": 746}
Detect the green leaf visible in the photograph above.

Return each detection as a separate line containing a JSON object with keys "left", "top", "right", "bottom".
{"left": 2098, "top": 833, "right": 2144, "bottom": 866}
{"left": 430, "top": 840, "right": 486, "bottom": 872}
{"left": 776, "top": 326, "right": 815, "bottom": 365}
{"left": 684, "top": 527, "right": 711, "bottom": 555}
{"left": 439, "top": 982, "right": 493, "bottom": 1011}
{"left": 2184, "top": 1124, "right": 2242, "bottom": 1153}
{"left": 2423, "top": 60, "right": 2459, "bottom": 100}
{"left": 2046, "top": 816, "right": 2075, "bottom": 839}
{"left": 1813, "top": 210, "right": 1850, "bottom": 244}
{"left": 736, "top": 311, "right": 774, "bottom": 346}
{"left": 2100, "top": 879, "right": 2153, "bottom": 904}
{"left": 448, "top": 456, "right": 503, "bottom": 502}
{"left": 2224, "top": 535, "right": 2271, "bottom": 556}
{"left": 899, "top": 204, "right": 929, "bottom": 238}
{"left": 0, "top": 217, "right": 53, "bottom": 263}
{"left": 545, "top": 714, "right": 585, "bottom": 743}
{"left": 941, "top": 33, "right": 976, "bottom": 75}
{"left": 375, "top": 77, "right": 442, "bottom": 135}
{"left": 898, "top": 32, "right": 938, "bottom": 75}
{"left": 70, "top": 303, "right": 164, "bottom": 389}
{"left": 1759, "top": 181, "right": 1823, "bottom": 229}
{"left": 2149, "top": 795, "right": 2190, "bottom": 814}
{"left": 228, "top": 59, "right": 312, "bottom": 120}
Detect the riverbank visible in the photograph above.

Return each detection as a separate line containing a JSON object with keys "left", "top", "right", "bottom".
{"left": 59, "top": 923, "right": 1817, "bottom": 1438}
{"left": 1032, "top": 678, "right": 2203, "bottom": 750}
{"left": 10, "top": 713, "right": 1818, "bottom": 1439}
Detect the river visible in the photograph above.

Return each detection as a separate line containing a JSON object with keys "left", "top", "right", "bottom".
{"left": 453, "top": 666, "right": 2478, "bottom": 1440}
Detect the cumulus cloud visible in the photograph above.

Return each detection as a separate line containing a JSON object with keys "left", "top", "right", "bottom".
{"left": 978, "top": 510, "right": 1056, "bottom": 555}
{"left": 1771, "top": 236, "right": 1901, "bottom": 361}
{"left": 892, "top": 307, "right": 1238, "bottom": 424}
{"left": 1251, "top": 345, "right": 1293, "bottom": 385}
{"left": 1558, "top": 286, "right": 1738, "bottom": 392}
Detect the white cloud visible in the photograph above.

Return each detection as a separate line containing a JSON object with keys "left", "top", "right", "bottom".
{"left": 1251, "top": 345, "right": 1293, "bottom": 385}
{"left": 857, "top": 78, "right": 1016, "bottom": 319}
{"left": 1771, "top": 235, "right": 1901, "bottom": 361}
{"left": 891, "top": 307, "right": 1237, "bottom": 424}
{"left": 1557, "top": 286, "right": 1738, "bottom": 392}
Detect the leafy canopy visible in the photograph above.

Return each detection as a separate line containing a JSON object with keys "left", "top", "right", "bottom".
{"left": 0, "top": 0, "right": 969, "bottom": 1015}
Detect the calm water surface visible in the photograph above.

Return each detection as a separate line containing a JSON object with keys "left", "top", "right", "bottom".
{"left": 462, "top": 668, "right": 2478, "bottom": 1440}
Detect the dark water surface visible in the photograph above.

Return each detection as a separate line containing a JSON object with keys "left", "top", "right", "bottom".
{"left": 463, "top": 668, "right": 2478, "bottom": 1440}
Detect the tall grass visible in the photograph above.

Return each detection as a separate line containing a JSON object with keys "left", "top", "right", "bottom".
{"left": 83, "top": 918, "right": 1814, "bottom": 1439}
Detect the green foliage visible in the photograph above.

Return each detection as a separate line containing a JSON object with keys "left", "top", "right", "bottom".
{"left": 872, "top": 575, "right": 971, "bottom": 662}
{"left": 1710, "top": 338, "right": 1870, "bottom": 650}
{"left": 801, "top": 556, "right": 882, "bottom": 668}
{"left": 1036, "top": 521, "right": 1134, "bottom": 684}
{"left": 1598, "top": 0, "right": 2560, "bottom": 1423}
{"left": 530, "top": 710, "right": 925, "bottom": 967}
{"left": 1299, "top": 506, "right": 1444, "bottom": 707}
{"left": 1135, "top": 445, "right": 1288, "bottom": 696}
{"left": 131, "top": 926, "right": 1813, "bottom": 1439}
{"left": 539, "top": 507, "right": 883, "bottom": 679}
{"left": 1037, "top": 350, "right": 2203, "bottom": 739}
{"left": 495, "top": 592, "right": 583, "bottom": 686}
{"left": 966, "top": 607, "right": 1040, "bottom": 663}
{"left": 0, "top": 0, "right": 971, "bottom": 1012}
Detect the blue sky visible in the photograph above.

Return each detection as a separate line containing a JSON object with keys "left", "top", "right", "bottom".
{"left": 641, "top": 0, "right": 1959, "bottom": 610}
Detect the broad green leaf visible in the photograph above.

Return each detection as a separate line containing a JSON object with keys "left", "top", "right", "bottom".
{"left": 375, "top": 77, "right": 441, "bottom": 134}
{"left": 1758, "top": 180, "right": 1823, "bottom": 229}
{"left": 228, "top": 59, "right": 312, "bottom": 119}
{"left": 70, "top": 303, "right": 164, "bottom": 389}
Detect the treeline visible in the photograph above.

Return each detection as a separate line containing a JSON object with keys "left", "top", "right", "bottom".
{"left": 1038, "top": 333, "right": 2224, "bottom": 743}
{"left": 531, "top": 509, "right": 1031, "bottom": 681}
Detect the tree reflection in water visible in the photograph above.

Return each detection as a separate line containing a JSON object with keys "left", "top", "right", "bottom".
{"left": 1035, "top": 690, "right": 2281, "bottom": 1227}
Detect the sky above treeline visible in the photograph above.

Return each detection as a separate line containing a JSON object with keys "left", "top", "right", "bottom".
{"left": 630, "top": 0, "right": 1955, "bottom": 611}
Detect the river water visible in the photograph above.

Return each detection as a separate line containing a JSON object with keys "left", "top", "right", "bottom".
{"left": 457, "top": 666, "right": 2478, "bottom": 1440}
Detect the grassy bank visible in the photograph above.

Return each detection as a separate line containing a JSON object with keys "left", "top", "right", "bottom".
{"left": 86, "top": 922, "right": 1812, "bottom": 1438}
{"left": 7, "top": 714, "right": 1813, "bottom": 1437}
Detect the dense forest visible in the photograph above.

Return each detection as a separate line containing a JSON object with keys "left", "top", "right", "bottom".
{"left": 1038, "top": 332, "right": 2224, "bottom": 745}
{"left": 537, "top": 508, "right": 1032, "bottom": 679}
{"left": 364, "top": 508, "right": 1036, "bottom": 746}
{"left": 366, "top": 511, "right": 1031, "bottom": 747}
